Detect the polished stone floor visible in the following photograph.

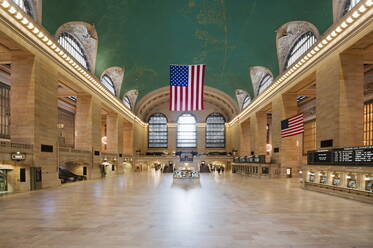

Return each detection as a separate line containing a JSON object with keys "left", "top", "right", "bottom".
{"left": 1, "top": 171, "right": 373, "bottom": 248}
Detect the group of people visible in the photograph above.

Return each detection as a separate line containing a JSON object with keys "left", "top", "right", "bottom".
{"left": 211, "top": 165, "right": 225, "bottom": 174}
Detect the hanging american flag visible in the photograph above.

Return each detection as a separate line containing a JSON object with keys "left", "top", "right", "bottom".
{"left": 169, "top": 64, "right": 205, "bottom": 111}
{"left": 281, "top": 113, "right": 304, "bottom": 138}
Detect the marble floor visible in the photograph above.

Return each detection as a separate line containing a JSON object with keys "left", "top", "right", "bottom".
{"left": 1, "top": 172, "right": 373, "bottom": 248}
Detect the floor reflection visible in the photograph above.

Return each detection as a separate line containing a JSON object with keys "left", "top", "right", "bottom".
{"left": 171, "top": 178, "right": 201, "bottom": 190}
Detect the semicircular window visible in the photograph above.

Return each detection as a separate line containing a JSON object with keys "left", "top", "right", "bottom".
{"left": 13, "top": 0, "right": 33, "bottom": 16}
{"left": 148, "top": 113, "right": 168, "bottom": 148}
{"left": 285, "top": 31, "right": 316, "bottom": 70}
{"left": 57, "top": 32, "right": 90, "bottom": 70}
{"left": 177, "top": 113, "right": 197, "bottom": 148}
{"left": 101, "top": 74, "right": 116, "bottom": 95}
{"left": 242, "top": 95, "right": 251, "bottom": 109}
{"left": 206, "top": 113, "right": 225, "bottom": 148}
{"left": 257, "top": 74, "right": 273, "bottom": 95}
{"left": 343, "top": 0, "right": 361, "bottom": 15}
{"left": 123, "top": 96, "right": 132, "bottom": 110}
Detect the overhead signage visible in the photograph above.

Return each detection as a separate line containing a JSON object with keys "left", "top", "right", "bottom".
{"left": 308, "top": 145, "right": 373, "bottom": 166}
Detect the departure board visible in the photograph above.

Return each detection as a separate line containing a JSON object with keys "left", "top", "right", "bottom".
{"left": 312, "top": 150, "right": 333, "bottom": 165}
{"left": 333, "top": 148, "right": 354, "bottom": 164}
{"left": 308, "top": 146, "right": 373, "bottom": 166}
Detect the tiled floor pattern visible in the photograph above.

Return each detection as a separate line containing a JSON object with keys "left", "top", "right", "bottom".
{"left": 0, "top": 171, "right": 373, "bottom": 248}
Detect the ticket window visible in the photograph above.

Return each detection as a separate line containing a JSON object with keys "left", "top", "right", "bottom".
{"left": 365, "top": 177, "right": 373, "bottom": 192}
{"left": 346, "top": 175, "right": 357, "bottom": 189}
{"left": 332, "top": 174, "right": 341, "bottom": 186}
{"left": 308, "top": 172, "right": 316, "bottom": 183}
{"left": 319, "top": 172, "right": 327, "bottom": 184}
{"left": 364, "top": 176, "right": 373, "bottom": 192}
{"left": 0, "top": 169, "right": 8, "bottom": 192}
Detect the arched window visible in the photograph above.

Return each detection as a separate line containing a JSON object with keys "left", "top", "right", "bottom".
{"left": 242, "top": 95, "right": 251, "bottom": 109}
{"left": 343, "top": 0, "right": 361, "bottom": 14}
{"left": 206, "top": 113, "right": 225, "bottom": 148}
{"left": 13, "top": 0, "right": 33, "bottom": 17}
{"left": 123, "top": 96, "right": 132, "bottom": 110}
{"left": 177, "top": 113, "right": 197, "bottom": 148}
{"left": 257, "top": 74, "right": 273, "bottom": 95}
{"left": 101, "top": 74, "right": 116, "bottom": 95}
{"left": 148, "top": 113, "right": 168, "bottom": 148}
{"left": 285, "top": 32, "right": 316, "bottom": 70}
{"left": 57, "top": 32, "right": 90, "bottom": 70}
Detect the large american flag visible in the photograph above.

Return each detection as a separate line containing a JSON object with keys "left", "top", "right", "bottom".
{"left": 169, "top": 64, "right": 205, "bottom": 111}
{"left": 281, "top": 113, "right": 304, "bottom": 138}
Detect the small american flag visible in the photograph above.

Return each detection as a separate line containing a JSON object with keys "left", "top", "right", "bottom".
{"left": 281, "top": 113, "right": 304, "bottom": 138}
{"left": 169, "top": 64, "right": 205, "bottom": 111}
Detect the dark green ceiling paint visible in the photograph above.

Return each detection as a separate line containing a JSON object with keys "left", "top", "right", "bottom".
{"left": 43, "top": 0, "right": 332, "bottom": 101}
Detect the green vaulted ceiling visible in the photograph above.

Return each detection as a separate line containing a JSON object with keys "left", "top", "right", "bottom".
{"left": 43, "top": 0, "right": 332, "bottom": 101}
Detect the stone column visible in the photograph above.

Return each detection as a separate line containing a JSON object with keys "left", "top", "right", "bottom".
{"left": 106, "top": 114, "right": 119, "bottom": 153}
{"left": 123, "top": 121, "right": 133, "bottom": 155}
{"left": 75, "top": 95, "right": 102, "bottom": 179}
{"left": 255, "top": 111, "right": 267, "bottom": 155}
{"left": 271, "top": 93, "right": 302, "bottom": 176}
{"left": 239, "top": 120, "right": 251, "bottom": 156}
{"left": 197, "top": 123, "right": 206, "bottom": 152}
{"left": 316, "top": 50, "right": 364, "bottom": 148}
{"left": 10, "top": 52, "right": 59, "bottom": 188}
{"left": 168, "top": 123, "right": 177, "bottom": 153}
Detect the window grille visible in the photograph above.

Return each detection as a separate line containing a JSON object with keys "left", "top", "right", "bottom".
{"left": 148, "top": 113, "right": 168, "bottom": 148}
{"left": 206, "top": 113, "right": 225, "bottom": 148}
{"left": 57, "top": 32, "right": 90, "bottom": 70}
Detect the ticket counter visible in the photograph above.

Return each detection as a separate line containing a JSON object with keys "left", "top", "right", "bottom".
{"left": 319, "top": 172, "right": 327, "bottom": 184}
{"left": 332, "top": 173, "right": 341, "bottom": 186}
{"left": 365, "top": 176, "right": 373, "bottom": 192}
{"left": 308, "top": 171, "right": 316, "bottom": 183}
{"left": 346, "top": 175, "right": 357, "bottom": 189}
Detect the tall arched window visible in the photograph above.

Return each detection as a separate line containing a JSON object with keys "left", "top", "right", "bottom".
{"left": 123, "top": 96, "right": 132, "bottom": 110}
{"left": 101, "top": 74, "right": 116, "bottom": 95}
{"left": 242, "top": 95, "right": 251, "bottom": 109}
{"left": 343, "top": 0, "right": 361, "bottom": 14}
{"left": 13, "top": 0, "right": 33, "bottom": 17}
{"left": 148, "top": 113, "right": 168, "bottom": 148}
{"left": 206, "top": 113, "right": 225, "bottom": 148}
{"left": 257, "top": 74, "right": 273, "bottom": 95}
{"left": 285, "top": 32, "right": 316, "bottom": 70}
{"left": 57, "top": 32, "right": 90, "bottom": 70}
{"left": 177, "top": 113, "right": 197, "bottom": 148}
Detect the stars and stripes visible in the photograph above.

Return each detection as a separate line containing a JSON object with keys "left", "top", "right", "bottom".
{"left": 281, "top": 113, "right": 304, "bottom": 138}
{"left": 169, "top": 64, "right": 205, "bottom": 111}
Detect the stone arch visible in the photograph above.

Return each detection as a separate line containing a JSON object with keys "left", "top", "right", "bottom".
{"left": 123, "top": 89, "right": 139, "bottom": 110}
{"left": 235, "top": 89, "right": 250, "bottom": 110}
{"left": 135, "top": 86, "right": 239, "bottom": 123}
{"left": 13, "top": 0, "right": 41, "bottom": 22}
{"left": 276, "top": 21, "right": 320, "bottom": 73}
{"left": 333, "top": 0, "right": 360, "bottom": 22}
{"left": 249, "top": 66, "right": 273, "bottom": 97}
{"left": 55, "top": 21, "right": 98, "bottom": 73}
{"left": 101, "top": 67, "right": 124, "bottom": 98}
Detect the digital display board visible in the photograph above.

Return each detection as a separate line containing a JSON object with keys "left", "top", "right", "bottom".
{"left": 308, "top": 146, "right": 373, "bottom": 166}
